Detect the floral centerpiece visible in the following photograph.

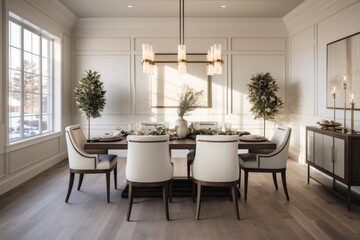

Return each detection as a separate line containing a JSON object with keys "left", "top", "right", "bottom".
{"left": 176, "top": 85, "right": 204, "bottom": 138}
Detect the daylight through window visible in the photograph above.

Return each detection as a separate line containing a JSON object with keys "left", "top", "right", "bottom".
{"left": 8, "top": 19, "right": 54, "bottom": 142}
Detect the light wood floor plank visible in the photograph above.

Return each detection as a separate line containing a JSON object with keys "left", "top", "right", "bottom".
{"left": 0, "top": 158, "right": 360, "bottom": 240}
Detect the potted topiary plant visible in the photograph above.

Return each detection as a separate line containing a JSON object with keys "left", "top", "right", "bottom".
{"left": 176, "top": 85, "right": 203, "bottom": 138}
{"left": 247, "top": 72, "right": 283, "bottom": 136}
{"left": 74, "top": 70, "right": 106, "bottom": 140}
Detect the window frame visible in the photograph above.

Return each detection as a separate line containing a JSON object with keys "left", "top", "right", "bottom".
{"left": 7, "top": 17, "right": 55, "bottom": 144}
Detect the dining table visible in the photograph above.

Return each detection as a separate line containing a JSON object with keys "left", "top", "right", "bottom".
{"left": 84, "top": 137, "right": 276, "bottom": 198}
{"left": 84, "top": 138, "right": 276, "bottom": 153}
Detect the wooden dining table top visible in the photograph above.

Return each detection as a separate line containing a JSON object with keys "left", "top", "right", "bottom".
{"left": 84, "top": 138, "right": 276, "bottom": 152}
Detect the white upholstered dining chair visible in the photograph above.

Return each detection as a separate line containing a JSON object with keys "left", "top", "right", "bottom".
{"left": 186, "top": 121, "right": 218, "bottom": 178}
{"left": 64, "top": 124, "right": 118, "bottom": 203}
{"left": 192, "top": 135, "right": 240, "bottom": 220}
{"left": 126, "top": 135, "right": 173, "bottom": 221}
{"left": 238, "top": 125, "right": 292, "bottom": 201}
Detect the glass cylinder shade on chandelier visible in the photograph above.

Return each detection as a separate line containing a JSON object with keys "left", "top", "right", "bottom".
{"left": 141, "top": 44, "right": 155, "bottom": 75}
{"left": 207, "top": 44, "right": 222, "bottom": 75}
{"left": 140, "top": 0, "right": 223, "bottom": 77}
{"left": 178, "top": 44, "right": 186, "bottom": 74}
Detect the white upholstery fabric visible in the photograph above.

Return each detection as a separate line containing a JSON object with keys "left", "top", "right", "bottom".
{"left": 126, "top": 135, "right": 173, "bottom": 183}
{"left": 65, "top": 125, "right": 98, "bottom": 170}
{"left": 238, "top": 126, "right": 292, "bottom": 169}
{"left": 187, "top": 121, "right": 219, "bottom": 160}
{"left": 192, "top": 135, "right": 239, "bottom": 182}
{"left": 65, "top": 124, "right": 117, "bottom": 170}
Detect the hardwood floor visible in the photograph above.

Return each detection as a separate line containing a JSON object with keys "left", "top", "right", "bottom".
{"left": 0, "top": 157, "right": 360, "bottom": 240}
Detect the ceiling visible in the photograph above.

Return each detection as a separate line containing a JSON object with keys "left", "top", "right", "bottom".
{"left": 58, "top": 0, "right": 305, "bottom": 18}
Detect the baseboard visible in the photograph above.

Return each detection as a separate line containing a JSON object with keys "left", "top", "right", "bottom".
{"left": 0, "top": 151, "right": 67, "bottom": 196}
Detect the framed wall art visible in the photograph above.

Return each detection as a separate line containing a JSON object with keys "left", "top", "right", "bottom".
{"left": 150, "top": 54, "right": 212, "bottom": 108}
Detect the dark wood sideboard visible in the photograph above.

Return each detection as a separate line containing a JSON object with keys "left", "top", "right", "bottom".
{"left": 306, "top": 126, "right": 360, "bottom": 211}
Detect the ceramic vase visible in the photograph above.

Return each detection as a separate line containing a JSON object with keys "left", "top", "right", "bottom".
{"left": 175, "top": 117, "right": 188, "bottom": 139}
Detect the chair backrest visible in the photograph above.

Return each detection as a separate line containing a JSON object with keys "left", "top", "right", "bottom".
{"left": 193, "top": 135, "right": 239, "bottom": 182}
{"left": 126, "top": 135, "right": 173, "bottom": 182}
{"left": 197, "top": 121, "right": 218, "bottom": 130}
{"left": 258, "top": 125, "right": 292, "bottom": 169}
{"left": 65, "top": 124, "right": 97, "bottom": 170}
{"left": 141, "top": 122, "right": 164, "bottom": 130}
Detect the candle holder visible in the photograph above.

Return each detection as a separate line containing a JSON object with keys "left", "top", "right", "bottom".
{"left": 351, "top": 102, "right": 355, "bottom": 133}
{"left": 332, "top": 92, "right": 336, "bottom": 123}
{"left": 342, "top": 82, "right": 348, "bottom": 133}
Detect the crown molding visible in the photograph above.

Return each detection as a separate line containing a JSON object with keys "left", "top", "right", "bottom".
{"left": 283, "top": 0, "right": 358, "bottom": 35}
{"left": 25, "top": 0, "right": 77, "bottom": 32}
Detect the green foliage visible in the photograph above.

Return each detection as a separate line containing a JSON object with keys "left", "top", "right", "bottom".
{"left": 247, "top": 72, "right": 283, "bottom": 120}
{"left": 177, "top": 85, "right": 204, "bottom": 118}
{"left": 74, "top": 70, "right": 106, "bottom": 119}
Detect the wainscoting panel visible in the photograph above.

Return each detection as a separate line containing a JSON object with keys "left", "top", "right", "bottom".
{"left": 289, "top": 46, "right": 315, "bottom": 115}
{"left": 232, "top": 38, "right": 286, "bottom": 51}
{"left": 75, "top": 55, "right": 131, "bottom": 115}
{"left": 0, "top": 154, "right": 5, "bottom": 178}
{"left": 134, "top": 38, "right": 227, "bottom": 52}
{"left": 9, "top": 138, "right": 59, "bottom": 173}
{"left": 231, "top": 54, "right": 286, "bottom": 115}
{"left": 75, "top": 38, "right": 131, "bottom": 52}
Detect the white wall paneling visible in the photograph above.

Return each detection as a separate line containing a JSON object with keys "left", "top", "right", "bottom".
{"left": 232, "top": 38, "right": 286, "bottom": 51}
{"left": 75, "top": 38, "right": 131, "bottom": 53}
{"left": 289, "top": 46, "right": 316, "bottom": 115}
{"left": 62, "top": 34, "right": 72, "bottom": 118}
{"left": 135, "top": 38, "right": 227, "bottom": 52}
{"left": 9, "top": 138, "right": 59, "bottom": 173}
{"left": 0, "top": 154, "right": 5, "bottom": 178}
{"left": 75, "top": 55, "right": 132, "bottom": 115}
{"left": 285, "top": 0, "right": 360, "bottom": 161}
{"left": 231, "top": 54, "right": 286, "bottom": 115}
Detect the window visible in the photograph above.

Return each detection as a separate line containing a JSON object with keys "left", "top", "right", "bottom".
{"left": 8, "top": 19, "right": 54, "bottom": 143}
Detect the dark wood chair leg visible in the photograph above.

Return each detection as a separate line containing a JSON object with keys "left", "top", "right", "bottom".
{"left": 114, "top": 166, "right": 117, "bottom": 190}
{"left": 106, "top": 172, "right": 110, "bottom": 203}
{"left": 281, "top": 170, "right": 290, "bottom": 201}
{"left": 65, "top": 172, "right": 75, "bottom": 203}
{"left": 127, "top": 183, "right": 133, "bottom": 221}
{"left": 169, "top": 180, "right": 173, "bottom": 203}
{"left": 239, "top": 167, "right": 242, "bottom": 189}
{"left": 163, "top": 182, "right": 170, "bottom": 221}
{"left": 244, "top": 170, "right": 249, "bottom": 201}
{"left": 77, "top": 173, "right": 84, "bottom": 191}
{"left": 196, "top": 183, "right": 202, "bottom": 220}
{"left": 192, "top": 181, "right": 196, "bottom": 203}
{"left": 272, "top": 172, "right": 278, "bottom": 190}
{"left": 231, "top": 184, "right": 240, "bottom": 220}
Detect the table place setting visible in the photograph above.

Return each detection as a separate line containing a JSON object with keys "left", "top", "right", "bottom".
{"left": 239, "top": 134, "right": 267, "bottom": 142}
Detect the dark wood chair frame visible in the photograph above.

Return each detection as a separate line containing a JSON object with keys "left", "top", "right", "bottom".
{"left": 239, "top": 166, "right": 289, "bottom": 201}
{"left": 239, "top": 130, "right": 291, "bottom": 201}
{"left": 65, "top": 129, "right": 118, "bottom": 203}
{"left": 192, "top": 179, "right": 240, "bottom": 220}
{"left": 65, "top": 164, "right": 117, "bottom": 203}
{"left": 127, "top": 180, "right": 172, "bottom": 221}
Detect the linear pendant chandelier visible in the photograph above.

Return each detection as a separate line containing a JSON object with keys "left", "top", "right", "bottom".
{"left": 141, "top": 0, "right": 223, "bottom": 76}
